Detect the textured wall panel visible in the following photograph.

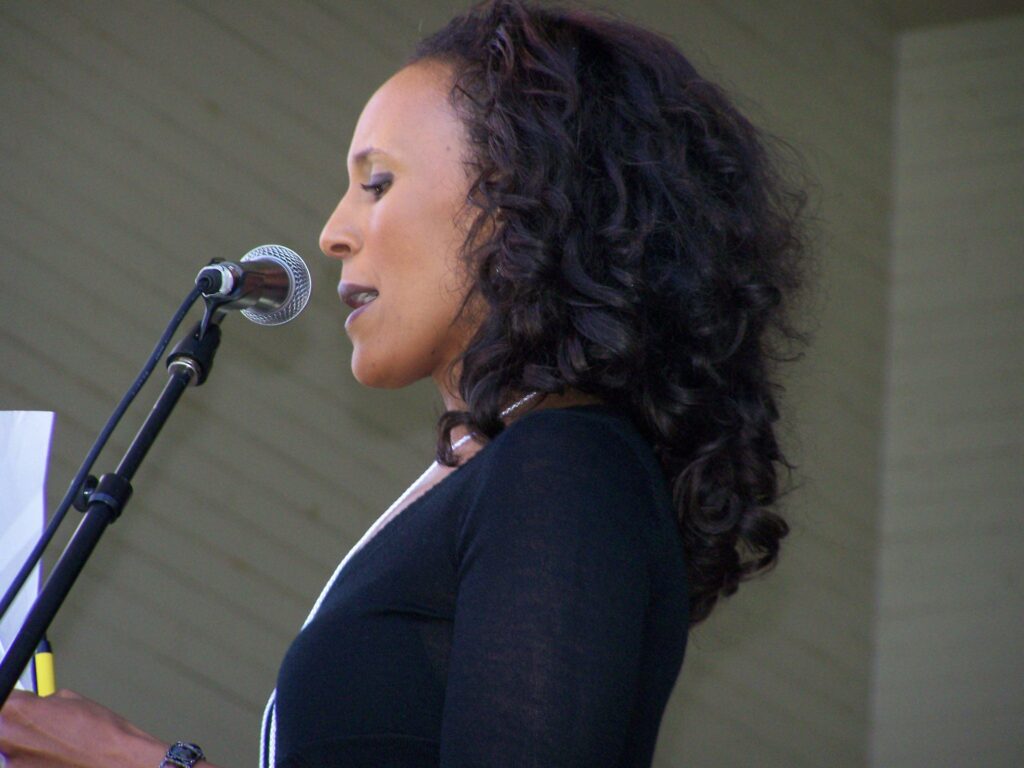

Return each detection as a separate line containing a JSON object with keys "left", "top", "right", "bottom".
{"left": 871, "top": 12, "right": 1024, "bottom": 768}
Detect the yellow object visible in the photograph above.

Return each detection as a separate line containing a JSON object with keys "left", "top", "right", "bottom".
{"left": 34, "top": 646, "right": 56, "bottom": 697}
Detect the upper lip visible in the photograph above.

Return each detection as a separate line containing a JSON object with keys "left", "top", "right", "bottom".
{"left": 338, "top": 281, "right": 379, "bottom": 309}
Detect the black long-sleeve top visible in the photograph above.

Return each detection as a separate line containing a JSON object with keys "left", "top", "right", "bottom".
{"left": 271, "top": 404, "right": 689, "bottom": 767}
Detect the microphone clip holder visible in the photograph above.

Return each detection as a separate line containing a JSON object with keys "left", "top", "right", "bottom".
{"left": 168, "top": 308, "right": 224, "bottom": 386}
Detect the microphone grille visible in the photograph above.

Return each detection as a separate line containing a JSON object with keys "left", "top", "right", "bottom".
{"left": 239, "top": 244, "right": 312, "bottom": 326}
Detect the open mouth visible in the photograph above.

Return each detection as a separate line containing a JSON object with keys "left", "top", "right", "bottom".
{"left": 338, "top": 282, "right": 380, "bottom": 310}
{"left": 346, "top": 290, "right": 378, "bottom": 309}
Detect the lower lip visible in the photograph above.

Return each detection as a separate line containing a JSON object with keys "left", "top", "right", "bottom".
{"left": 344, "top": 299, "right": 377, "bottom": 329}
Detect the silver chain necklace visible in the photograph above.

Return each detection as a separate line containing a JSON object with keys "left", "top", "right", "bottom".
{"left": 450, "top": 390, "right": 541, "bottom": 453}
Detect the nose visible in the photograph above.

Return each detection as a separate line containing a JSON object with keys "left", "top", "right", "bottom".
{"left": 319, "top": 199, "right": 361, "bottom": 260}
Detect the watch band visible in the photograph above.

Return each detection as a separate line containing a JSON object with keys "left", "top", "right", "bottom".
{"left": 160, "top": 741, "right": 205, "bottom": 768}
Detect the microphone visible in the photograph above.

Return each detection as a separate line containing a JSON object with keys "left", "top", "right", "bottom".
{"left": 196, "top": 244, "right": 312, "bottom": 326}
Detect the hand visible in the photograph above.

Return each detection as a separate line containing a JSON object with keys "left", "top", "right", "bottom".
{"left": 0, "top": 688, "right": 166, "bottom": 768}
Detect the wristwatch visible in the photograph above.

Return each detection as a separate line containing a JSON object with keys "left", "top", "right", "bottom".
{"left": 160, "top": 742, "right": 205, "bottom": 768}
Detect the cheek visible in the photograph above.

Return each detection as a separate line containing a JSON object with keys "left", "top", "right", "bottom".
{"left": 348, "top": 189, "right": 474, "bottom": 384}
{"left": 374, "top": 211, "right": 466, "bottom": 320}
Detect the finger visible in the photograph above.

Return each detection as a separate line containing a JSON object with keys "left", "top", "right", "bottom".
{"left": 54, "top": 689, "right": 83, "bottom": 700}
{"left": 0, "top": 689, "right": 31, "bottom": 718}
{"left": 1, "top": 690, "right": 32, "bottom": 705}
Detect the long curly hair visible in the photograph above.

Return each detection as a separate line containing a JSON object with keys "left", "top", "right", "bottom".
{"left": 408, "top": 0, "right": 819, "bottom": 626}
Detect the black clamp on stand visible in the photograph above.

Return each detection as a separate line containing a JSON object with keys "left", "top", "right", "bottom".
{"left": 0, "top": 313, "right": 224, "bottom": 702}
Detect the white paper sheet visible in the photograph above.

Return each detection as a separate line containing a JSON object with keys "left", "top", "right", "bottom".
{"left": 0, "top": 411, "right": 55, "bottom": 692}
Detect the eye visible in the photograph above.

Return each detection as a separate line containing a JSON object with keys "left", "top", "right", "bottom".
{"left": 360, "top": 174, "right": 392, "bottom": 200}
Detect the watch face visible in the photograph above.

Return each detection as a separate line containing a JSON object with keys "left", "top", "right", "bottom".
{"left": 167, "top": 742, "right": 204, "bottom": 765}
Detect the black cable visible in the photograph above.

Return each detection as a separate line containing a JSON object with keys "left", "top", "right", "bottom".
{"left": 0, "top": 284, "right": 205, "bottom": 624}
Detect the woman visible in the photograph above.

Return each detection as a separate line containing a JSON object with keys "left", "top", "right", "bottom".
{"left": 0, "top": 1, "right": 814, "bottom": 766}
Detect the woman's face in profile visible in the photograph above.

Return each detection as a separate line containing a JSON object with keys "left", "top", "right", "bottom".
{"left": 319, "top": 60, "right": 480, "bottom": 395}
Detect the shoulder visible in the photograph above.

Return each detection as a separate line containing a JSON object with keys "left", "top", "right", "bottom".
{"left": 457, "top": 405, "right": 666, "bottom": 545}
{"left": 488, "top": 405, "right": 664, "bottom": 491}
{"left": 484, "top": 404, "right": 653, "bottom": 472}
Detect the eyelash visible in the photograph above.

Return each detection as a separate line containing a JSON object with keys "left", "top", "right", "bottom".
{"left": 360, "top": 176, "right": 392, "bottom": 199}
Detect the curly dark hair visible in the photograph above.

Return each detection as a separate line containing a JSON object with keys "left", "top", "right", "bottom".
{"left": 408, "top": 0, "right": 819, "bottom": 626}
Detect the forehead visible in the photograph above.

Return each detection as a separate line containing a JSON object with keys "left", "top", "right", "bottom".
{"left": 348, "top": 61, "right": 463, "bottom": 168}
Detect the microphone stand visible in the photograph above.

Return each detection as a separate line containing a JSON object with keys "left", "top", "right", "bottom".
{"left": 0, "top": 312, "right": 225, "bottom": 705}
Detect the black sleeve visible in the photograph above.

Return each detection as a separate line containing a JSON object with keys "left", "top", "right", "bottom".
{"left": 440, "top": 413, "right": 656, "bottom": 767}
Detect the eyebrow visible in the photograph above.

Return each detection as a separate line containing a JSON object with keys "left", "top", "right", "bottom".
{"left": 349, "top": 146, "right": 390, "bottom": 167}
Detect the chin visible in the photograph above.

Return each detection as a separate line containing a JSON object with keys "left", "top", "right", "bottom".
{"left": 350, "top": 350, "right": 424, "bottom": 390}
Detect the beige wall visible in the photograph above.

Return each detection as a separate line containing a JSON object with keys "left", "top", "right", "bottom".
{"left": 6, "top": 2, "right": 1015, "bottom": 767}
{"left": 871, "top": 12, "right": 1024, "bottom": 767}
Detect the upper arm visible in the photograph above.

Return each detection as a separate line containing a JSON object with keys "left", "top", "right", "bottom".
{"left": 440, "top": 416, "right": 655, "bottom": 767}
